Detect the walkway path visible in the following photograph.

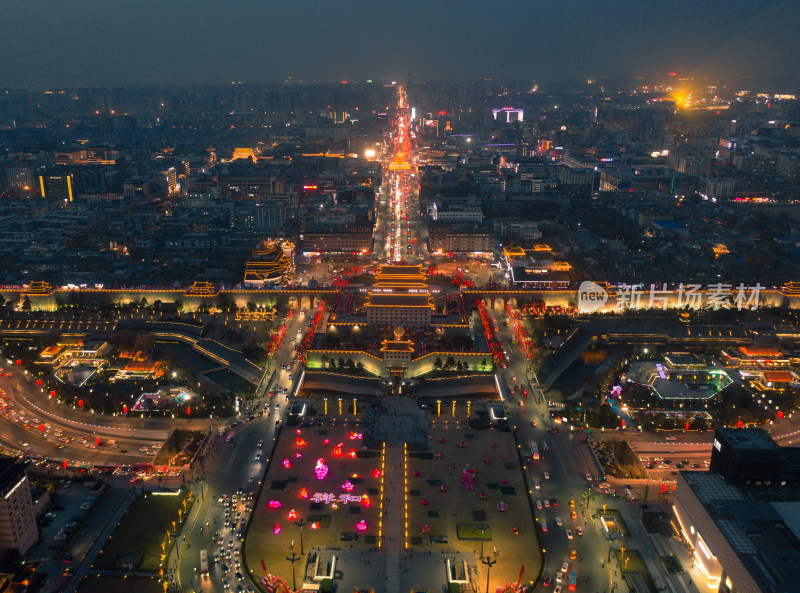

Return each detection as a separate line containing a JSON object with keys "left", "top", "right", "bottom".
{"left": 383, "top": 443, "right": 404, "bottom": 593}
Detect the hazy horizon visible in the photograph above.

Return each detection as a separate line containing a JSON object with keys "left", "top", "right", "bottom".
{"left": 1, "top": 0, "right": 798, "bottom": 89}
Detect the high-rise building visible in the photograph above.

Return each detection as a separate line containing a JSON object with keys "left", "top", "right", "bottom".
{"left": 0, "top": 458, "right": 37, "bottom": 555}
{"left": 38, "top": 172, "right": 75, "bottom": 201}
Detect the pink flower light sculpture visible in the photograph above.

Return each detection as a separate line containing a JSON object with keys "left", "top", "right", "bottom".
{"left": 315, "top": 458, "right": 329, "bottom": 480}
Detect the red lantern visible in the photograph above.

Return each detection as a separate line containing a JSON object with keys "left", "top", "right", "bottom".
{"left": 685, "top": 422, "right": 690, "bottom": 431}
{"left": 186, "top": 407, "right": 191, "bottom": 416}
{"left": 36, "top": 379, "right": 42, "bottom": 387}
{"left": 78, "top": 400, "right": 84, "bottom": 409}
{"left": 661, "top": 483, "right": 668, "bottom": 494}
{"left": 620, "top": 419, "right": 626, "bottom": 429}
{"left": 123, "top": 404, "right": 128, "bottom": 415}
{"left": 38, "top": 424, "right": 44, "bottom": 432}
{"left": 737, "top": 420, "right": 743, "bottom": 428}
{"left": 15, "top": 359, "right": 21, "bottom": 366}
{"left": 50, "top": 390, "right": 56, "bottom": 398}
{"left": 778, "top": 411, "right": 784, "bottom": 419}
{"left": 95, "top": 437, "right": 100, "bottom": 446}
{"left": 63, "top": 460, "right": 68, "bottom": 470}
{"left": 162, "top": 465, "right": 167, "bottom": 473}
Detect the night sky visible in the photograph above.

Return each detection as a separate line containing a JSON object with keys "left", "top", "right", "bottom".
{"left": 1, "top": 0, "right": 798, "bottom": 87}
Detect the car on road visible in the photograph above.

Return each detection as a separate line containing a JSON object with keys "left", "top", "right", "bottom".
{"left": 541, "top": 523, "right": 548, "bottom": 533}
{"left": 555, "top": 517, "right": 562, "bottom": 527}
{"left": 542, "top": 575, "right": 551, "bottom": 587}
{"left": 536, "top": 500, "right": 542, "bottom": 509}
{"left": 553, "top": 587, "right": 562, "bottom": 593}
{"left": 585, "top": 473, "right": 592, "bottom": 481}
{"left": 235, "top": 571, "right": 243, "bottom": 581}
{"left": 544, "top": 472, "right": 549, "bottom": 480}
{"left": 566, "top": 529, "right": 573, "bottom": 539}
{"left": 544, "top": 499, "right": 550, "bottom": 508}
{"left": 665, "top": 436, "right": 677, "bottom": 441}
{"left": 534, "top": 481, "right": 540, "bottom": 489}
{"left": 550, "top": 498, "right": 558, "bottom": 506}
{"left": 556, "top": 572, "right": 563, "bottom": 584}
{"left": 576, "top": 527, "right": 583, "bottom": 536}
{"left": 561, "top": 562, "right": 569, "bottom": 573}
{"left": 222, "top": 578, "right": 230, "bottom": 589}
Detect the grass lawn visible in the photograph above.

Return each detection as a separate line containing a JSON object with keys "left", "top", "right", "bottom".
{"left": 95, "top": 491, "right": 189, "bottom": 572}
{"left": 613, "top": 548, "right": 657, "bottom": 593}
{"left": 77, "top": 576, "right": 163, "bottom": 593}
{"left": 456, "top": 523, "right": 493, "bottom": 540}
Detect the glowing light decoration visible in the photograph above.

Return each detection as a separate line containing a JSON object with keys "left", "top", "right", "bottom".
{"left": 323, "top": 439, "right": 329, "bottom": 444}
{"left": 348, "top": 449, "right": 357, "bottom": 459}
{"left": 268, "top": 500, "right": 282, "bottom": 509}
{"left": 348, "top": 432, "right": 362, "bottom": 440}
{"left": 273, "top": 523, "right": 281, "bottom": 534}
{"left": 362, "top": 495, "right": 371, "bottom": 508}
{"left": 288, "top": 509, "right": 298, "bottom": 521}
{"left": 342, "top": 480, "right": 354, "bottom": 492}
{"left": 296, "top": 437, "right": 307, "bottom": 446}
{"left": 310, "top": 522, "right": 319, "bottom": 530}
{"left": 356, "top": 520, "right": 368, "bottom": 532}
{"left": 372, "top": 469, "right": 382, "bottom": 479}
{"left": 300, "top": 488, "right": 308, "bottom": 499}
{"left": 295, "top": 453, "right": 302, "bottom": 458}
{"left": 315, "top": 458, "right": 329, "bottom": 480}
{"left": 333, "top": 443, "right": 344, "bottom": 457}
{"left": 283, "top": 458, "right": 292, "bottom": 468}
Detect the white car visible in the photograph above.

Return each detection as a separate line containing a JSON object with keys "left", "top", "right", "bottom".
{"left": 566, "top": 529, "right": 573, "bottom": 539}
{"left": 536, "top": 500, "right": 543, "bottom": 509}
{"left": 561, "top": 562, "right": 569, "bottom": 573}
{"left": 555, "top": 517, "right": 562, "bottom": 527}
{"left": 544, "top": 500, "right": 550, "bottom": 508}
{"left": 576, "top": 527, "right": 583, "bottom": 536}
{"left": 553, "top": 587, "right": 562, "bottom": 593}
{"left": 556, "top": 572, "right": 563, "bottom": 584}
{"left": 544, "top": 472, "right": 550, "bottom": 480}
{"left": 534, "top": 481, "right": 540, "bottom": 490}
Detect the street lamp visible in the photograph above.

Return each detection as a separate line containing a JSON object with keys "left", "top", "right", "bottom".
{"left": 295, "top": 518, "right": 307, "bottom": 555}
{"left": 286, "top": 552, "right": 301, "bottom": 591}
{"left": 480, "top": 555, "right": 496, "bottom": 593}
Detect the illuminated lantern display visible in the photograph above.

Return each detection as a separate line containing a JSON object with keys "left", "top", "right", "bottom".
{"left": 333, "top": 443, "right": 344, "bottom": 457}
{"left": 268, "top": 500, "right": 282, "bottom": 509}
{"left": 310, "top": 522, "right": 319, "bottom": 530}
{"left": 347, "top": 449, "right": 357, "bottom": 459}
{"left": 372, "top": 469, "right": 382, "bottom": 479}
{"left": 35, "top": 379, "right": 42, "bottom": 387}
{"left": 295, "top": 453, "right": 302, "bottom": 458}
{"left": 342, "top": 480, "right": 354, "bottom": 492}
{"left": 283, "top": 458, "right": 292, "bottom": 468}
{"left": 50, "top": 390, "right": 56, "bottom": 398}
{"left": 356, "top": 520, "right": 367, "bottom": 532}
{"left": 323, "top": 439, "right": 329, "bottom": 445}
{"left": 96, "top": 437, "right": 101, "bottom": 446}
{"left": 78, "top": 400, "right": 84, "bottom": 409}
{"left": 315, "top": 459, "right": 329, "bottom": 480}
{"left": 296, "top": 437, "right": 307, "bottom": 447}
{"left": 299, "top": 488, "right": 308, "bottom": 499}
{"left": 123, "top": 404, "right": 128, "bottom": 415}
{"left": 273, "top": 523, "right": 281, "bottom": 534}
{"left": 288, "top": 509, "right": 297, "bottom": 521}
{"left": 38, "top": 425, "right": 43, "bottom": 432}
{"left": 362, "top": 495, "right": 371, "bottom": 509}
{"left": 63, "top": 460, "right": 68, "bottom": 470}
{"left": 187, "top": 407, "right": 191, "bottom": 416}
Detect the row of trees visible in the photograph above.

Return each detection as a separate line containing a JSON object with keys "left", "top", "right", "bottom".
{"left": 433, "top": 356, "right": 489, "bottom": 372}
